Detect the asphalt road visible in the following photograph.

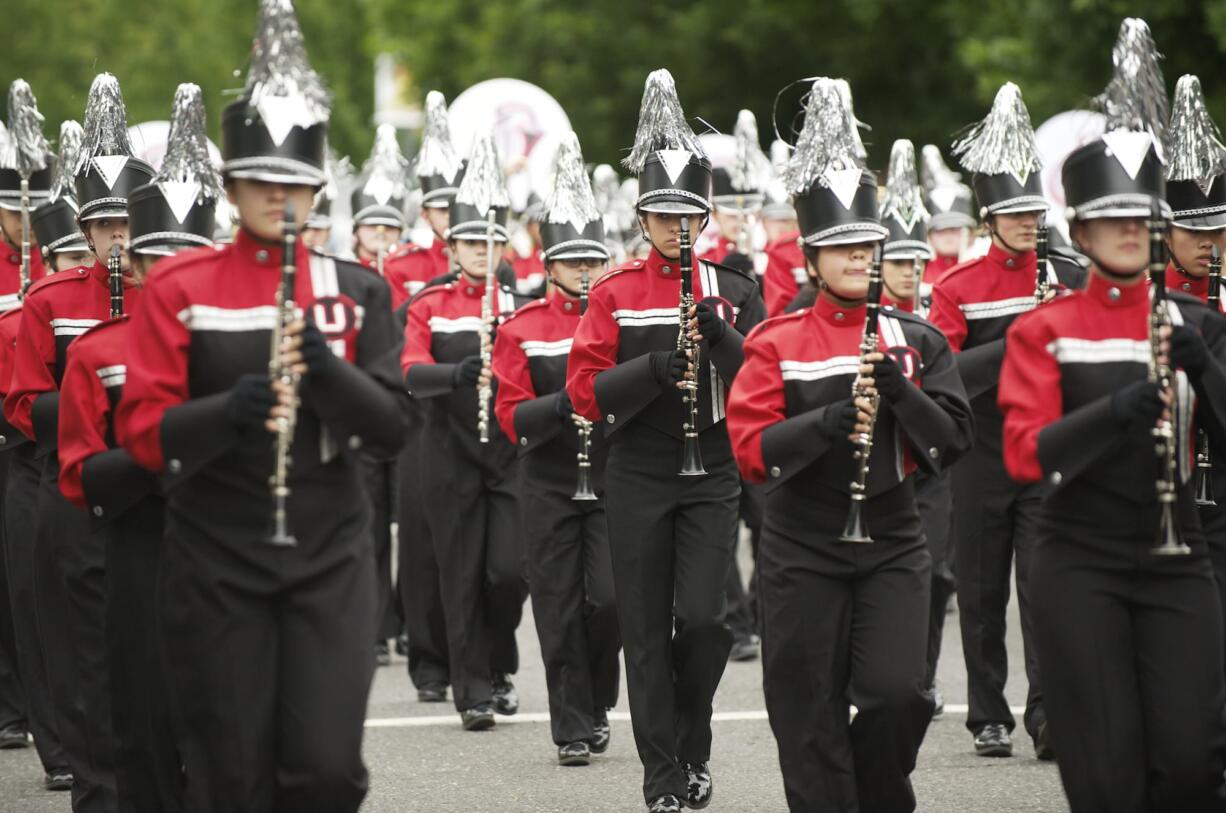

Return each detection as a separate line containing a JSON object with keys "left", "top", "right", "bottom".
{"left": 0, "top": 536, "right": 1069, "bottom": 812}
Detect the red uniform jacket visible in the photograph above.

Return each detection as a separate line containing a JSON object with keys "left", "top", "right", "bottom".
{"left": 0, "top": 242, "right": 47, "bottom": 313}
{"left": 385, "top": 239, "right": 450, "bottom": 310}
{"left": 0, "top": 308, "right": 27, "bottom": 448}
{"left": 761, "top": 231, "right": 805, "bottom": 317}
{"left": 699, "top": 238, "right": 737, "bottom": 266}
{"left": 57, "top": 316, "right": 129, "bottom": 507}
{"left": 511, "top": 249, "right": 546, "bottom": 296}
{"left": 1165, "top": 262, "right": 1224, "bottom": 310}
{"left": 5, "top": 261, "right": 139, "bottom": 449}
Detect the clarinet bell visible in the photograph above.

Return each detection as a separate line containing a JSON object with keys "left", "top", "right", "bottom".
{"left": 680, "top": 433, "right": 706, "bottom": 477}
{"left": 1150, "top": 502, "right": 1191, "bottom": 556}
{"left": 572, "top": 465, "right": 598, "bottom": 501}
{"left": 838, "top": 494, "right": 873, "bottom": 544}
{"left": 1196, "top": 465, "right": 1217, "bottom": 507}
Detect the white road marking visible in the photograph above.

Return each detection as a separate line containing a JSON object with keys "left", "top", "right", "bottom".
{"left": 363, "top": 704, "right": 1024, "bottom": 729}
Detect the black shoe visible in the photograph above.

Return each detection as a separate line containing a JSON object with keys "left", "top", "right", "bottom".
{"left": 591, "top": 708, "right": 611, "bottom": 754}
{"left": 417, "top": 682, "right": 448, "bottom": 703}
{"left": 44, "top": 771, "right": 72, "bottom": 791}
{"left": 729, "top": 634, "right": 760, "bottom": 662}
{"left": 1034, "top": 720, "right": 1055, "bottom": 761}
{"left": 460, "top": 704, "right": 495, "bottom": 731}
{"left": 375, "top": 641, "right": 391, "bottom": 667}
{"left": 492, "top": 674, "right": 518, "bottom": 716}
{"left": 973, "top": 723, "right": 1013, "bottom": 757}
{"left": 0, "top": 725, "right": 29, "bottom": 749}
{"left": 929, "top": 684, "right": 944, "bottom": 720}
{"left": 682, "top": 761, "right": 713, "bottom": 809}
{"left": 558, "top": 741, "right": 591, "bottom": 766}
{"left": 394, "top": 632, "right": 409, "bottom": 657}
{"left": 647, "top": 795, "right": 682, "bottom": 813}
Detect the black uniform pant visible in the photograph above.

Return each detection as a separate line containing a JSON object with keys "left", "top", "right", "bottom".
{"left": 362, "top": 457, "right": 399, "bottom": 643}
{"left": 604, "top": 436, "right": 737, "bottom": 802}
{"left": 522, "top": 483, "right": 620, "bottom": 745}
{"left": 952, "top": 444, "right": 1045, "bottom": 737}
{"left": 397, "top": 436, "right": 449, "bottom": 689}
{"left": 760, "top": 506, "right": 933, "bottom": 813}
{"left": 916, "top": 470, "right": 956, "bottom": 688}
{"left": 1032, "top": 531, "right": 1226, "bottom": 812}
{"left": 38, "top": 458, "right": 117, "bottom": 812}
{"left": 105, "top": 498, "right": 182, "bottom": 813}
{"left": 422, "top": 448, "right": 526, "bottom": 712}
{"left": 1199, "top": 501, "right": 1226, "bottom": 657}
{"left": 724, "top": 481, "right": 762, "bottom": 642}
{"left": 161, "top": 517, "right": 375, "bottom": 813}
{"left": 3, "top": 446, "right": 66, "bottom": 774}
{"left": 0, "top": 454, "right": 28, "bottom": 733}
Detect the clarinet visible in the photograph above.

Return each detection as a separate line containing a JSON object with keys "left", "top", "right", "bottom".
{"left": 1195, "top": 246, "right": 1222, "bottom": 507}
{"left": 108, "top": 244, "right": 123, "bottom": 318}
{"left": 18, "top": 178, "right": 31, "bottom": 296}
{"left": 267, "top": 202, "right": 301, "bottom": 548}
{"left": 677, "top": 218, "right": 706, "bottom": 476}
{"left": 477, "top": 210, "right": 496, "bottom": 444}
{"left": 572, "top": 266, "right": 597, "bottom": 501}
{"left": 1034, "top": 212, "right": 1052, "bottom": 305}
{"left": 1148, "top": 200, "right": 1190, "bottom": 555}
{"left": 839, "top": 243, "right": 885, "bottom": 544}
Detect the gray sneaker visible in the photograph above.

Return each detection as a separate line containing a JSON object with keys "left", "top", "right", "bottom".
{"left": 973, "top": 723, "right": 1013, "bottom": 757}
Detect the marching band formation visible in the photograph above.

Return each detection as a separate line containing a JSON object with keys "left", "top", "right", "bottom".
{"left": 1, "top": 2, "right": 1225, "bottom": 812}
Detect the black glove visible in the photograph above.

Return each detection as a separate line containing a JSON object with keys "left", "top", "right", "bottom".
{"left": 1170, "top": 325, "right": 1208, "bottom": 379}
{"left": 226, "top": 374, "right": 277, "bottom": 433}
{"left": 871, "top": 356, "right": 909, "bottom": 401}
{"left": 695, "top": 299, "right": 727, "bottom": 347}
{"left": 1110, "top": 379, "right": 1164, "bottom": 430}
{"left": 648, "top": 349, "right": 688, "bottom": 389}
{"left": 722, "top": 252, "right": 754, "bottom": 274}
{"left": 553, "top": 389, "right": 573, "bottom": 419}
{"left": 299, "top": 324, "right": 333, "bottom": 377}
{"left": 820, "top": 399, "right": 859, "bottom": 439}
{"left": 452, "top": 356, "right": 483, "bottom": 388}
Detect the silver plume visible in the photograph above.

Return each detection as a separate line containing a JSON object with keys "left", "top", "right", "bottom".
{"left": 623, "top": 69, "right": 705, "bottom": 173}
{"left": 242, "top": 0, "right": 330, "bottom": 123}
{"left": 730, "top": 109, "right": 771, "bottom": 192}
{"left": 416, "top": 90, "right": 461, "bottom": 182}
{"left": 362, "top": 124, "right": 410, "bottom": 191}
{"left": 881, "top": 140, "right": 928, "bottom": 226}
{"left": 7, "top": 80, "right": 49, "bottom": 177}
{"left": 155, "top": 84, "right": 222, "bottom": 202}
{"left": 1095, "top": 17, "right": 1167, "bottom": 140}
{"left": 591, "top": 163, "right": 621, "bottom": 213}
{"left": 51, "top": 121, "right": 83, "bottom": 200}
{"left": 783, "top": 77, "right": 864, "bottom": 196}
{"left": 920, "top": 144, "right": 963, "bottom": 190}
{"left": 543, "top": 131, "right": 599, "bottom": 227}
{"left": 76, "top": 73, "right": 133, "bottom": 174}
{"left": 835, "top": 79, "right": 869, "bottom": 161}
{"left": 1165, "top": 75, "right": 1226, "bottom": 187}
{"left": 952, "top": 82, "right": 1042, "bottom": 178}
{"left": 455, "top": 132, "right": 509, "bottom": 215}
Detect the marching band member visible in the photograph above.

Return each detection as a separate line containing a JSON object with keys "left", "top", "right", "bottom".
{"left": 58, "top": 82, "right": 219, "bottom": 813}
{"left": 402, "top": 133, "right": 532, "bottom": 731}
{"left": 566, "top": 69, "right": 766, "bottom": 813}
{"left": 493, "top": 132, "right": 621, "bottom": 766}
{"left": 116, "top": 2, "right": 408, "bottom": 808}
{"left": 726, "top": 79, "right": 972, "bottom": 813}
{"left": 919, "top": 144, "right": 977, "bottom": 297}
{"left": 999, "top": 20, "right": 1226, "bottom": 808}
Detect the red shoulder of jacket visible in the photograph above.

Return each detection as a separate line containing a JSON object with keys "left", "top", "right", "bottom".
{"left": 75, "top": 315, "right": 130, "bottom": 344}
{"left": 0, "top": 307, "right": 22, "bottom": 326}
{"left": 25, "top": 265, "right": 91, "bottom": 297}
{"left": 500, "top": 297, "right": 549, "bottom": 324}
{"left": 408, "top": 281, "right": 453, "bottom": 304}
{"left": 930, "top": 255, "right": 987, "bottom": 289}
{"left": 390, "top": 242, "right": 428, "bottom": 258}
{"left": 142, "top": 243, "right": 225, "bottom": 286}
{"left": 591, "top": 259, "right": 645, "bottom": 291}
{"left": 744, "top": 309, "right": 809, "bottom": 343}
{"left": 1007, "top": 290, "right": 1081, "bottom": 336}
{"left": 67, "top": 316, "right": 129, "bottom": 361}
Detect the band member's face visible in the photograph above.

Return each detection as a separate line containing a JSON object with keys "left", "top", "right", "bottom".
{"left": 640, "top": 212, "right": 705, "bottom": 260}
{"left": 991, "top": 211, "right": 1039, "bottom": 252}
{"left": 353, "top": 224, "right": 400, "bottom": 261}
{"left": 1074, "top": 217, "right": 1148, "bottom": 277}
{"left": 423, "top": 206, "right": 450, "bottom": 240}
{"left": 813, "top": 242, "right": 874, "bottom": 300}
{"left": 227, "top": 178, "right": 316, "bottom": 242}
{"left": 52, "top": 249, "right": 94, "bottom": 272}
{"left": 1167, "top": 225, "right": 1226, "bottom": 278}
{"left": 713, "top": 209, "right": 747, "bottom": 241}
{"left": 0, "top": 209, "right": 21, "bottom": 247}
{"left": 452, "top": 238, "right": 492, "bottom": 278}
{"left": 882, "top": 258, "right": 918, "bottom": 302}
{"left": 928, "top": 226, "right": 966, "bottom": 258}
{"left": 762, "top": 215, "right": 798, "bottom": 243}
{"left": 547, "top": 258, "right": 608, "bottom": 294}
{"left": 84, "top": 217, "right": 130, "bottom": 272}
{"left": 301, "top": 227, "right": 330, "bottom": 250}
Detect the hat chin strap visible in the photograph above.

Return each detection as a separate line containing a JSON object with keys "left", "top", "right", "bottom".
{"left": 987, "top": 218, "right": 1028, "bottom": 256}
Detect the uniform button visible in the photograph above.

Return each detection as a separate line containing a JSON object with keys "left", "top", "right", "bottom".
{"left": 1005, "top": 258, "right": 1015, "bottom": 268}
{"left": 928, "top": 447, "right": 939, "bottom": 459}
{"left": 769, "top": 465, "right": 782, "bottom": 478}
{"left": 520, "top": 436, "right": 528, "bottom": 446}
{"left": 1108, "top": 287, "right": 1121, "bottom": 301}
{"left": 168, "top": 459, "right": 182, "bottom": 474}
{"left": 92, "top": 505, "right": 103, "bottom": 517}
{"left": 348, "top": 435, "right": 362, "bottom": 450}
{"left": 1182, "top": 282, "right": 1192, "bottom": 291}
{"left": 606, "top": 414, "right": 615, "bottom": 424}
{"left": 256, "top": 250, "right": 270, "bottom": 264}
{"left": 564, "top": 301, "right": 573, "bottom": 311}
{"left": 6, "top": 255, "right": 15, "bottom": 264}
{"left": 834, "top": 312, "right": 845, "bottom": 321}
{"left": 1050, "top": 471, "right": 1062, "bottom": 486}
